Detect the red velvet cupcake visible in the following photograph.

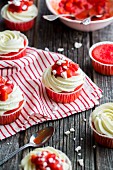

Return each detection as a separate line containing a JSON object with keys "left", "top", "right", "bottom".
{"left": 1, "top": 0, "right": 38, "bottom": 32}
{"left": 89, "top": 41, "right": 113, "bottom": 75}
{"left": 89, "top": 103, "right": 113, "bottom": 148}
{"left": 0, "top": 30, "right": 28, "bottom": 60}
{"left": 0, "top": 76, "right": 25, "bottom": 125}
{"left": 42, "top": 58, "right": 84, "bottom": 103}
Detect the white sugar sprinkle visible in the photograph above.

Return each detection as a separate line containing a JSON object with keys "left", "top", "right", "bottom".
{"left": 70, "top": 128, "right": 75, "bottom": 132}
{"left": 57, "top": 48, "right": 64, "bottom": 52}
{"left": 45, "top": 47, "right": 49, "bottom": 51}
{"left": 75, "top": 146, "right": 81, "bottom": 152}
{"left": 73, "top": 137, "right": 76, "bottom": 141}
{"left": 74, "top": 42, "right": 82, "bottom": 48}
{"left": 83, "top": 118, "right": 86, "bottom": 122}
{"left": 22, "top": 5, "right": 27, "bottom": 10}
{"left": 78, "top": 153, "right": 81, "bottom": 156}
{"left": 41, "top": 158, "right": 45, "bottom": 161}
{"left": 61, "top": 71, "right": 67, "bottom": 79}
{"left": 46, "top": 167, "right": 51, "bottom": 170}
{"left": 78, "top": 159, "right": 84, "bottom": 167}
{"left": 93, "top": 145, "right": 96, "bottom": 149}
{"left": 43, "top": 162, "right": 47, "bottom": 167}
{"left": 63, "top": 65, "right": 68, "bottom": 69}
{"left": 52, "top": 70, "right": 57, "bottom": 75}
{"left": 57, "top": 164, "right": 61, "bottom": 167}
{"left": 64, "top": 131, "right": 70, "bottom": 135}
{"left": 48, "top": 158, "right": 54, "bottom": 163}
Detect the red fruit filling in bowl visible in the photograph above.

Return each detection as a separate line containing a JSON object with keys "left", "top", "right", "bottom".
{"left": 51, "top": 0, "right": 113, "bottom": 20}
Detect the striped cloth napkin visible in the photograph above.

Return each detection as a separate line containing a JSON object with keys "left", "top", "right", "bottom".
{"left": 0, "top": 47, "right": 102, "bottom": 140}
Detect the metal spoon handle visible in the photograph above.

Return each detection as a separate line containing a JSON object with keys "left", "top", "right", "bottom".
{"left": 0, "top": 143, "right": 31, "bottom": 166}
{"left": 43, "top": 14, "right": 74, "bottom": 21}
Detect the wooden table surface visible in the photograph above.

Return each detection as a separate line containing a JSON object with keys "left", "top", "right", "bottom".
{"left": 0, "top": 0, "right": 113, "bottom": 170}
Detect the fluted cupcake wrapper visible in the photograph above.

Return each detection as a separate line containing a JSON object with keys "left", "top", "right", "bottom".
{"left": 45, "top": 85, "right": 83, "bottom": 103}
{"left": 92, "top": 60, "right": 113, "bottom": 75}
{"left": 0, "top": 100, "right": 25, "bottom": 125}
{"left": 4, "top": 18, "right": 36, "bottom": 32}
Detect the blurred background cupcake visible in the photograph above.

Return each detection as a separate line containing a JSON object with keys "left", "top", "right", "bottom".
{"left": 20, "top": 146, "right": 72, "bottom": 170}
{"left": 42, "top": 58, "right": 84, "bottom": 103}
{"left": 0, "top": 30, "right": 28, "bottom": 60}
{"left": 89, "top": 103, "right": 113, "bottom": 148}
{"left": 1, "top": 0, "right": 38, "bottom": 32}
{"left": 0, "top": 76, "right": 25, "bottom": 125}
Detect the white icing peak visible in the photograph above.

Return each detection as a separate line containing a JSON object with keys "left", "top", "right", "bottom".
{"left": 91, "top": 103, "right": 113, "bottom": 137}
{"left": 0, "top": 30, "right": 25, "bottom": 54}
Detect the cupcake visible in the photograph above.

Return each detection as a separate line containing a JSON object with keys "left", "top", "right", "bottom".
{"left": 89, "top": 103, "right": 113, "bottom": 148}
{"left": 0, "top": 76, "right": 25, "bottom": 125}
{"left": 42, "top": 58, "right": 84, "bottom": 103}
{"left": 89, "top": 41, "right": 113, "bottom": 75}
{"left": 0, "top": 30, "right": 28, "bottom": 60}
{"left": 20, "top": 146, "right": 72, "bottom": 170}
{"left": 1, "top": 0, "right": 38, "bottom": 32}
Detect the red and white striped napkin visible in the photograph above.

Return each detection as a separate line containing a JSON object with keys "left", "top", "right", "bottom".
{"left": 0, "top": 47, "right": 102, "bottom": 140}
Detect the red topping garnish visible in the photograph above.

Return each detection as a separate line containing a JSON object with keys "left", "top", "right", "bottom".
{"left": 92, "top": 44, "right": 113, "bottom": 64}
{"left": 0, "top": 76, "right": 14, "bottom": 101}
{"left": 52, "top": 59, "right": 79, "bottom": 78}
{"left": 8, "top": 0, "right": 33, "bottom": 13}
{"left": 31, "top": 151, "right": 63, "bottom": 170}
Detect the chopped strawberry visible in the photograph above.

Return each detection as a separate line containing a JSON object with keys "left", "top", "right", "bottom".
{"left": 0, "top": 77, "right": 14, "bottom": 101}
{"left": 52, "top": 59, "right": 79, "bottom": 78}
{"left": 0, "top": 89, "right": 8, "bottom": 101}
{"left": 8, "top": 0, "right": 33, "bottom": 13}
{"left": 56, "top": 66, "right": 63, "bottom": 76}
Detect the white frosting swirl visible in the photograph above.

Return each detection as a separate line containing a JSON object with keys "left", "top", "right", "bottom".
{"left": 1, "top": 4, "right": 38, "bottom": 22}
{"left": 42, "top": 67, "right": 84, "bottom": 93}
{"left": 91, "top": 103, "right": 113, "bottom": 137}
{"left": 0, "top": 84, "right": 24, "bottom": 116}
{"left": 20, "top": 146, "right": 72, "bottom": 170}
{"left": 0, "top": 30, "right": 25, "bottom": 54}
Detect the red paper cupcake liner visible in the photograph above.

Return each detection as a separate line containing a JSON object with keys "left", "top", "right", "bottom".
{"left": 0, "top": 33, "right": 28, "bottom": 60}
{"left": 4, "top": 18, "right": 36, "bottom": 32}
{"left": 89, "top": 115, "right": 113, "bottom": 148}
{"left": 0, "top": 100, "right": 25, "bottom": 125}
{"left": 92, "top": 60, "right": 113, "bottom": 75}
{"left": 45, "top": 85, "right": 83, "bottom": 103}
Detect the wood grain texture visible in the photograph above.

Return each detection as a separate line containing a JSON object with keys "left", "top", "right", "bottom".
{"left": 0, "top": 0, "right": 113, "bottom": 170}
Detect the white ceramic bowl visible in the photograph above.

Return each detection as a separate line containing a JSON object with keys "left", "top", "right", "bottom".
{"left": 45, "top": 0, "right": 113, "bottom": 32}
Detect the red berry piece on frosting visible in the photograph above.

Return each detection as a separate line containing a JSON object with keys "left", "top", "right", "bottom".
{"left": 8, "top": 0, "right": 33, "bottom": 13}
{"left": 52, "top": 59, "right": 79, "bottom": 78}
{"left": 0, "top": 76, "right": 14, "bottom": 101}
{"left": 31, "top": 151, "right": 63, "bottom": 170}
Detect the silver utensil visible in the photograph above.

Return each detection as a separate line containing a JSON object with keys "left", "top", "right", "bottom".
{"left": 0, "top": 126, "right": 54, "bottom": 166}
{"left": 81, "top": 14, "right": 103, "bottom": 25}
{"left": 43, "top": 14, "right": 75, "bottom": 21}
